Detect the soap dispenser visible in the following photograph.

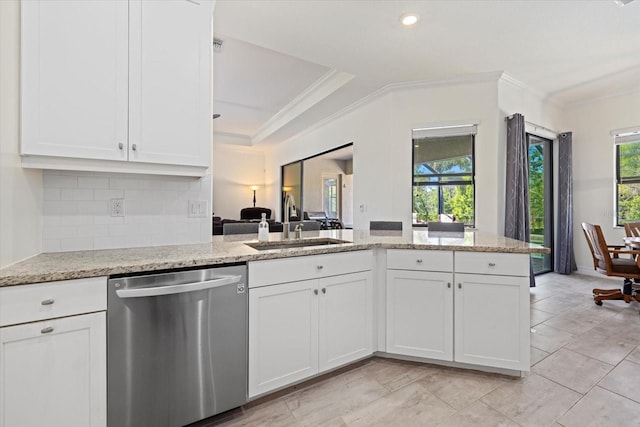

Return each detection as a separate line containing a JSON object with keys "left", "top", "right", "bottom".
{"left": 258, "top": 212, "right": 269, "bottom": 242}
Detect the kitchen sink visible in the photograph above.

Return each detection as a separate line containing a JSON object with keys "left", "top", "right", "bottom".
{"left": 246, "top": 238, "right": 351, "bottom": 251}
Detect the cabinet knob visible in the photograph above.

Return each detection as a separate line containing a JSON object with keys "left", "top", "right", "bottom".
{"left": 131, "top": 143, "right": 137, "bottom": 151}
{"left": 447, "top": 282, "right": 451, "bottom": 288}
{"left": 313, "top": 289, "right": 318, "bottom": 295}
{"left": 317, "top": 265, "right": 323, "bottom": 270}
{"left": 118, "top": 142, "right": 124, "bottom": 150}
{"left": 488, "top": 262, "right": 496, "bottom": 267}
{"left": 41, "top": 298, "right": 55, "bottom": 306}
{"left": 41, "top": 326, "right": 54, "bottom": 334}
{"left": 416, "top": 259, "right": 423, "bottom": 264}
{"left": 322, "top": 288, "right": 326, "bottom": 294}
{"left": 458, "top": 283, "right": 462, "bottom": 289}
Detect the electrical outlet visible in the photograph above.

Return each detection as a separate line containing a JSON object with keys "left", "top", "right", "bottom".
{"left": 188, "top": 200, "right": 208, "bottom": 218}
{"left": 110, "top": 199, "right": 125, "bottom": 217}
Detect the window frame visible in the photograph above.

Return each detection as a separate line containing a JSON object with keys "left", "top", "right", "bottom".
{"left": 411, "top": 129, "right": 476, "bottom": 227}
{"left": 614, "top": 136, "right": 640, "bottom": 226}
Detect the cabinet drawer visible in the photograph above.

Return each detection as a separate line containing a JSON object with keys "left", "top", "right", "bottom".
{"left": 248, "top": 250, "right": 372, "bottom": 288}
{"left": 454, "top": 252, "right": 529, "bottom": 277}
{"left": 0, "top": 277, "right": 107, "bottom": 327}
{"left": 387, "top": 250, "right": 453, "bottom": 272}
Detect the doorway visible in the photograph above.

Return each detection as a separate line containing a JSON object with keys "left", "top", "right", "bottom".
{"left": 528, "top": 134, "right": 553, "bottom": 274}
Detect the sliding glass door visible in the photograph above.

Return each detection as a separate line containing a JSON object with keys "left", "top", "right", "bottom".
{"left": 528, "top": 134, "right": 553, "bottom": 274}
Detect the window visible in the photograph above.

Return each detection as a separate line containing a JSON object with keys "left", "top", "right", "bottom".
{"left": 412, "top": 125, "right": 476, "bottom": 226}
{"left": 615, "top": 133, "right": 640, "bottom": 225}
{"left": 323, "top": 176, "right": 338, "bottom": 218}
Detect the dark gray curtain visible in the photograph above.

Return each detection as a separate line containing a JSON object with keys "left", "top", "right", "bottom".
{"left": 555, "top": 132, "right": 577, "bottom": 274}
{"left": 505, "top": 114, "right": 535, "bottom": 286}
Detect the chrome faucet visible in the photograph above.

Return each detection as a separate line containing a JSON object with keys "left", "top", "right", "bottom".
{"left": 283, "top": 193, "right": 296, "bottom": 239}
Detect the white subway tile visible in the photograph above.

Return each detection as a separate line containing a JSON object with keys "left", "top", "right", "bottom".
{"left": 94, "top": 215, "right": 124, "bottom": 225}
{"left": 77, "top": 224, "right": 109, "bottom": 238}
{"left": 42, "top": 239, "right": 61, "bottom": 253}
{"left": 108, "top": 223, "right": 127, "bottom": 236}
{"left": 60, "top": 237, "right": 94, "bottom": 252}
{"left": 94, "top": 236, "right": 122, "bottom": 250}
{"left": 77, "top": 200, "right": 108, "bottom": 215}
{"left": 94, "top": 189, "right": 124, "bottom": 200}
{"left": 60, "top": 188, "right": 94, "bottom": 201}
{"left": 163, "top": 180, "right": 190, "bottom": 191}
{"left": 43, "top": 174, "right": 78, "bottom": 188}
{"left": 43, "top": 200, "right": 77, "bottom": 215}
{"left": 43, "top": 188, "right": 61, "bottom": 201}
{"left": 78, "top": 176, "right": 109, "bottom": 189}
{"left": 42, "top": 215, "right": 61, "bottom": 227}
{"left": 43, "top": 225, "right": 77, "bottom": 239}
{"left": 59, "top": 215, "right": 93, "bottom": 226}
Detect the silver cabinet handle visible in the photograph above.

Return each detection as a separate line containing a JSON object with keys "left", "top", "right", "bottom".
{"left": 118, "top": 142, "right": 124, "bottom": 150}
{"left": 322, "top": 288, "right": 326, "bottom": 294}
{"left": 317, "top": 265, "right": 323, "bottom": 270}
{"left": 488, "top": 262, "right": 496, "bottom": 267}
{"left": 458, "top": 283, "right": 462, "bottom": 289}
{"left": 131, "top": 143, "right": 137, "bottom": 151}
{"left": 314, "top": 289, "right": 319, "bottom": 295}
{"left": 41, "top": 298, "right": 55, "bottom": 305}
{"left": 447, "top": 283, "right": 451, "bottom": 288}
{"left": 41, "top": 326, "right": 54, "bottom": 334}
{"left": 416, "top": 259, "right": 423, "bottom": 264}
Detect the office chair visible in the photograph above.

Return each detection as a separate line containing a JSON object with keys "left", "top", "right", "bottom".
{"left": 581, "top": 222, "right": 640, "bottom": 306}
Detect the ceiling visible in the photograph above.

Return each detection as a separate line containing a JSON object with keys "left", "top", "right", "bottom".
{"left": 212, "top": 0, "right": 640, "bottom": 147}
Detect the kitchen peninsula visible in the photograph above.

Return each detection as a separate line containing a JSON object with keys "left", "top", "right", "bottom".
{"left": 0, "top": 229, "right": 547, "bottom": 425}
{"left": 0, "top": 229, "right": 546, "bottom": 286}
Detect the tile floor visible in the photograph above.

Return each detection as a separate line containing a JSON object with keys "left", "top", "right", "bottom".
{"left": 202, "top": 273, "right": 640, "bottom": 427}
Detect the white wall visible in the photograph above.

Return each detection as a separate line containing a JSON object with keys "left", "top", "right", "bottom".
{"left": 266, "top": 92, "right": 391, "bottom": 229}
{"left": 41, "top": 171, "right": 212, "bottom": 252}
{"left": 266, "top": 76, "right": 509, "bottom": 233}
{"left": 212, "top": 143, "right": 267, "bottom": 219}
{"left": 302, "top": 157, "right": 347, "bottom": 213}
{"left": 564, "top": 91, "right": 640, "bottom": 271}
{"left": 0, "top": 0, "right": 42, "bottom": 267}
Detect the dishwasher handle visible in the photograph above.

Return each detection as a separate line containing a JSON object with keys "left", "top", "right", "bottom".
{"left": 115, "top": 275, "right": 242, "bottom": 298}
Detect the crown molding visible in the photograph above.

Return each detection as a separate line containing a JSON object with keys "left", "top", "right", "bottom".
{"left": 498, "top": 73, "right": 564, "bottom": 109}
{"left": 213, "top": 131, "right": 252, "bottom": 146}
{"left": 280, "top": 71, "right": 505, "bottom": 146}
{"left": 251, "top": 69, "right": 354, "bottom": 145}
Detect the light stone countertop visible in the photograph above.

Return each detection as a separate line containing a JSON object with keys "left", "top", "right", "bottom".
{"left": 0, "top": 229, "right": 548, "bottom": 287}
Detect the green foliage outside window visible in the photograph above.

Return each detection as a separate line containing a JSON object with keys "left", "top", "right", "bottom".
{"left": 412, "top": 134, "right": 474, "bottom": 226}
{"left": 617, "top": 142, "right": 640, "bottom": 225}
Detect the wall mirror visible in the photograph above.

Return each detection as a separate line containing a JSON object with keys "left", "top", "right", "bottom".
{"left": 280, "top": 143, "right": 353, "bottom": 228}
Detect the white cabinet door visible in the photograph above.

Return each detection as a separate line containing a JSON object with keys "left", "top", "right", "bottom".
{"left": 248, "top": 280, "right": 319, "bottom": 397}
{"left": 129, "top": 0, "right": 212, "bottom": 167}
{"left": 0, "top": 312, "right": 106, "bottom": 427}
{"left": 21, "top": 0, "right": 128, "bottom": 161}
{"left": 386, "top": 270, "right": 453, "bottom": 360}
{"left": 454, "top": 273, "right": 530, "bottom": 371}
{"left": 318, "top": 271, "right": 373, "bottom": 372}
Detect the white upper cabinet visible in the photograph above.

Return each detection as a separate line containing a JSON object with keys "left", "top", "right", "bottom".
{"left": 129, "top": 0, "right": 212, "bottom": 167}
{"left": 21, "top": 0, "right": 213, "bottom": 176}
{"left": 21, "top": 0, "right": 129, "bottom": 161}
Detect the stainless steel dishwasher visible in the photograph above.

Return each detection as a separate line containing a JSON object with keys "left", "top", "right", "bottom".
{"left": 107, "top": 264, "right": 247, "bottom": 427}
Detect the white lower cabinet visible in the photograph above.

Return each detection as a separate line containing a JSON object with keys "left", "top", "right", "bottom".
{"left": 454, "top": 273, "right": 530, "bottom": 370}
{"left": 248, "top": 279, "right": 319, "bottom": 397}
{"left": 386, "top": 269, "right": 453, "bottom": 360}
{"left": 385, "top": 250, "right": 530, "bottom": 372}
{"left": 0, "top": 277, "right": 107, "bottom": 427}
{"left": 248, "top": 252, "right": 373, "bottom": 397}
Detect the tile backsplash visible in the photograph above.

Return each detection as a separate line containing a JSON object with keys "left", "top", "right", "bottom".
{"left": 42, "top": 171, "right": 212, "bottom": 252}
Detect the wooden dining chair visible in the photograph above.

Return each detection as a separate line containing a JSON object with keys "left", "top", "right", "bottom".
{"left": 624, "top": 221, "right": 640, "bottom": 238}
{"left": 581, "top": 222, "right": 640, "bottom": 306}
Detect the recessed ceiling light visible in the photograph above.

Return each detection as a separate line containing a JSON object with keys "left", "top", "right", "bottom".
{"left": 401, "top": 13, "right": 420, "bottom": 26}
